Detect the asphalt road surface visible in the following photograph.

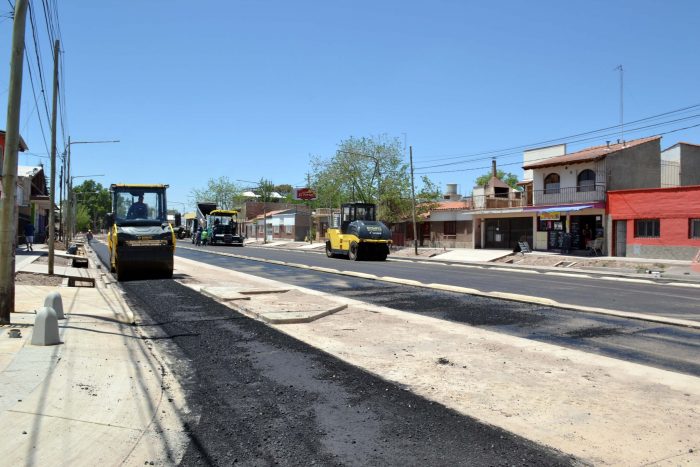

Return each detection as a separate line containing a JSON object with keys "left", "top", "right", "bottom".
{"left": 92, "top": 243, "right": 576, "bottom": 465}
{"left": 173, "top": 245, "right": 700, "bottom": 377}
{"left": 184, "top": 242, "right": 700, "bottom": 321}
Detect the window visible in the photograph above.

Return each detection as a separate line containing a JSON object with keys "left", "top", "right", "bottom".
{"left": 577, "top": 169, "right": 596, "bottom": 192}
{"left": 635, "top": 219, "right": 660, "bottom": 238}
{"left": 690, "top": 219, "right": 700, "bottom": 239}
{"left": 544, "top": 173, "right": 560, "bottom": 194}
{"left": 443, "top": 221, "right": 457, "bottom": 236}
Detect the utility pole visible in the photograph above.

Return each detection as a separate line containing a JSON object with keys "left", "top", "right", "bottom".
{"left": 66, "top": 136, "right": 71, "bottom": 241}
{"left": 409, "top": 146, "right": 418, "bottom": 256}
{"left": 0, "top": 0, "right": 28, "bottom": 324}
{"left": 307, "top": 172, "right": 313, "bottom": 243}
{"left": 58, "top": 163, "right": 63, "bottom": 240}
{"left": 48, "top": 39, "right": 59, "bottom": 275}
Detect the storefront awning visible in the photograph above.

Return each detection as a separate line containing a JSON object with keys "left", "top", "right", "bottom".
{"left": 538, "top": 205, "right": 593, "bottom": 213}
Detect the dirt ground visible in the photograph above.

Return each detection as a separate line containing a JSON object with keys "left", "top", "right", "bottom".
{"left": 15, "top": 251, "right": 71, "bottom": 287}
{"left": 15, "top": 272, "right": 64, "bottom": 286}
{"left": 494, "top": 252, "right": 669, "bottom": 272}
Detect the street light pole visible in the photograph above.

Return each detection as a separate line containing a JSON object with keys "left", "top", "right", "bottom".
{"left": 62, "top": 139, "right": 119, "bottom": 242}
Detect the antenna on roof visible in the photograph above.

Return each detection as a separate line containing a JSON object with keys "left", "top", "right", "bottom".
{"left": 615, "top": 65, "right": 624, "bottom": 146}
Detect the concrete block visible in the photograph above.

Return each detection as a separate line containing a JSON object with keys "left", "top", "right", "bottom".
{"left": 31, "top": 307, "right": 61, "bottom": 346}
{"left": 44, "top": 291, "right": 65, "bottom": 319}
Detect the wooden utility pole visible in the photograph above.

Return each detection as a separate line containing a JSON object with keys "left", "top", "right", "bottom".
{"left": 66, "top": 136, "right": 71, "bottom": 241}
{"left": 0, "top": 0, "right": 28, "bottom": 324}
{"left": 410, "top": 146, "right": 418, "bottom": 256}
{"left": 48, "top": 40, "right": 59, "bottom": 275}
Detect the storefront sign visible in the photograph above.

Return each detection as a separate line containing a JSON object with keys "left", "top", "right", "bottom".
{"left": 540, "top": 211, "right": 560, "bottom": 221}
{"left": 294, "top": 187, "right": 317, "bottom": 201}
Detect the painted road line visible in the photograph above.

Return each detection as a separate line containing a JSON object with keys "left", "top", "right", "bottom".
{"left": 668, "top": 282, "right": 700, "bottom": 289}
{"left": 599, "top": 277, "right": 654, "bottom": 284}
{"left": 544, "top": 272, "right": 593, "bottom": 278}
{"left": 449, "top": 264, "right": 483, "bottom": 269}
{"left": 487, "top": 267, "right": 538, "bottom": 274}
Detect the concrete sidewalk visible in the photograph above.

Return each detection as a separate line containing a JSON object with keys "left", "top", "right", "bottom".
{"left": 0, "top": 251, "right": 189, "bottom": 465}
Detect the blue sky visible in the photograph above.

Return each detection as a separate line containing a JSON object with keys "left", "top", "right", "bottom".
{"left": 2, "top": 0, "right": 699, "bottom": 210}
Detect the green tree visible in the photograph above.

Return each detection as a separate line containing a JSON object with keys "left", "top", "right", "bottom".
{"left": 415, "top": 176, "right": 443, "bottom": 215}
{"left": 73, "top": 180, "right": 111, "bottom": 230}
{"left": 75, "top": 205, "right": 91, "bottom": 232}
{"left": 310, "top": 134, "right": 429, "bottom": 223}
{"left": 190, "top": 176, "right": 243, "bottom": 210}
{"left": 256, "top": 178, "right": 277, "bottom": 202}
{"left": 475, "top": 169, "right": 520, "bottom": 189}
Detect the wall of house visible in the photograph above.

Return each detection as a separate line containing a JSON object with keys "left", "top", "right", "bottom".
{"left": 606, "top": 139, "right": 661, "bottom": 190}
{"left": 531, "top": 161, "right": 602, "bottom": 192}
{"left": 523, "top": 144, "right": 566, "bottom": 181}
{"left": 608, "top": 186, "right": 700, "bottom": 260}
{"left": 680, "top": 144, "right": 700, "bottom": 186}
{"left": 428, "top": 220, "right": 473, "bottom": 248}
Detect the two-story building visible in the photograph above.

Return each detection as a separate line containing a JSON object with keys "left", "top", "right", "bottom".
{"left": 519, "top": 136, "right": 662, "bottom": 254}
{"left": 428, "top": 136, "right": 663, "bottom": 254}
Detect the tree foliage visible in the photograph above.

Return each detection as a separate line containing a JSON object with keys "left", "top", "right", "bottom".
{"left": 73, "top": 179, "right": 110, "bottom": 230}
{"left": 310, "top": 135, "right": 441, "bottom": 223}
{"left": 75, "top": 205, "right": 91, "bottom": 232}
{"left": 256, "top": 178, "right": 277, "bottom": 203}
{"left": 190, "top": 176, "right": 243, "bottom": 210}
{"left": 415, "top": 176, "right": 443, "bottom": 215}
{"left": 475, "top": 169, "right": 520, "bottom": 189}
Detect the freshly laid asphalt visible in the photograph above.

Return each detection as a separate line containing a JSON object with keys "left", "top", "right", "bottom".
{"left": 92, "top": 242, "right": 577, "bottom": 465}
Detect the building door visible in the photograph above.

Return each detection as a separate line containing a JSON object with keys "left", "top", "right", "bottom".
{"left": 614, "top": 220, "right": 627, "bottom": 257}
{"left": 484, "top": 218, "right": 532, "bottom": 249}
{"left": 420, "top": 222, "right": 430, "bottom": 246}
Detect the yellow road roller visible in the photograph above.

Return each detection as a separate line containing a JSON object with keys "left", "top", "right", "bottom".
{"left": 325, "top": 202, "right": 391, "bottom": 261}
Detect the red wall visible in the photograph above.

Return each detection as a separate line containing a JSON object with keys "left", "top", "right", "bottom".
{"left": 608, "top": 186, "right": 700, "bottom": 247}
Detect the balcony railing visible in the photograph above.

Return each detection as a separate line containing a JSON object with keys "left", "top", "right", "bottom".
{"left": 465, "top": 184, "right": 606, "bottom": 211}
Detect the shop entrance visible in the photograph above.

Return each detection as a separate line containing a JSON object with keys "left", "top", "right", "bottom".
{"left": 569, "top": 215, "right": 600, "bottom": 250}
{"left": 484, "top": 218, "right": 532, "bottom": 249}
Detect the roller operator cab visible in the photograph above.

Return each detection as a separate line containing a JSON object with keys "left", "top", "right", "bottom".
{"left": 325, "top": 203, "right": 392, "bottom": 261}
{"left": 106, "top": 184, "right": 175, "bottom": 281}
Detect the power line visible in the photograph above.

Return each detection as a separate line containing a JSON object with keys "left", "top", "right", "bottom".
{"left": 416, "top": 122, "right": 700, "bottom": 175}
{"left": 414, "top": 103, "right": 700, "bottom": 168}
{"left": 27, "top": 1, "right": 53, "bottom": 131}
{"left": 23, "top": 47, "right": 51, "bottom": 156}
{"left": 415, "top": 112, "right": 700, "bottom": 171}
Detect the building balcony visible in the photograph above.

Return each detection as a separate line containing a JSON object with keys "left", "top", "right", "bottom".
{"left": 466, "top": 184, "right": 606, "bottom": 211}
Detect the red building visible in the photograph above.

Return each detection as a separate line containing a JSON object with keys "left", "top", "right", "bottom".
{"left": 607, "top": 185, "right": 700, "bottom": 260}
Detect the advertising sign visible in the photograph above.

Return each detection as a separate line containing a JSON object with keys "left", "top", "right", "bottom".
{"left": 294, "top": 187, "right": 317, "bottom": 201}
{"left": 540, "top": 211, "right": 560, "bottom": 221}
